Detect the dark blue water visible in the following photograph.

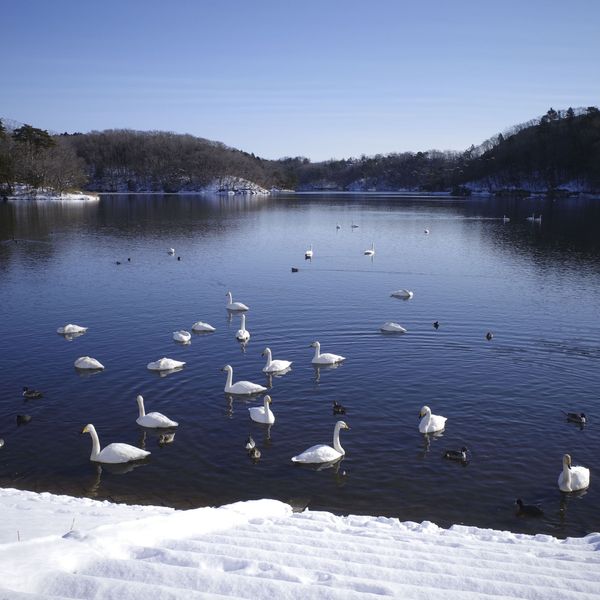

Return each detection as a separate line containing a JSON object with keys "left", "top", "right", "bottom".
{"left": 1, "top": 193, "right": 599, "bottom": 537}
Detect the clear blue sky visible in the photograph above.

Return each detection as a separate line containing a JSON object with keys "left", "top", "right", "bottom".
{"left": 2, "top": 0, "right": 599, "bottom": 161}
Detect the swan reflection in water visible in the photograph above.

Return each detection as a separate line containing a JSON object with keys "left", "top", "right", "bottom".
{"left": 313, "top": 362, "right": 343, "bottom": 383}
{"left": 420, "top": 430, "right": 445, "bottom": 456}
{"left": 85, "top": 459, "right": 149, "bottom": 497}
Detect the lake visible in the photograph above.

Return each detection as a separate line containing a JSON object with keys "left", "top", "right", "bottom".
{"left": 1, "top": 192, "right": 599, "bottom": 538}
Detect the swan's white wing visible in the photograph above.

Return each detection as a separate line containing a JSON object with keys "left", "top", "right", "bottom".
{"left": 97, "top": 443, "right": 150, "bottom": 464}
{"left": 230, "top": 381, "right": 267, "bottom": 395}
{"left": 264, "top": 359, "right": 292, "bottom": 373}
{"left": 291, "top": 444, "right": 342, "bottom": 463}
{"left": 137, "top": 412, "right": 178, "bottom": 428}
{"left": 74, "top": 356, "right": 104, "bottom": 370}
{"left": 147, "top": 358, "right": 186, "bottom": 371}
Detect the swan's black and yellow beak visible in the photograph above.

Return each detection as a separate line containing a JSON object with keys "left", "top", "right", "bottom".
{"left": 81, "top": 425, "right": 89, "bottom": 434}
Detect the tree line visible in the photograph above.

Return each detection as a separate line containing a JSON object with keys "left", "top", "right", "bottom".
{"left": 2, "top": 106, "right": 599, "bottom": 196}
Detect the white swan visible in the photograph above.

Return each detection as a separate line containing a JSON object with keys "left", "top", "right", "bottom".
{"left": 380, "top": 322, "right": 407, "bottom": 333}
{"left": 390, "top": 289, "right": 414, "bottom": 299}
{"left": 192, "top": 321, "right": 216, "bottom": 332}
{"left": 81, "top": 424, "right": 150, "bottom": 464}
{"left": 419, "top": 405, "right": 447, "bottom": 433}
{"left": 305, "top": 244, "right": 313, "bottom": 259}
{"left": 262, "top": 347, "right": 292, "bottom": 373}
{"left": 558, "top": 453, "right": 590, "bottom": 492}
{"left": 222, "top": 364, "right": 267, "bottom": 395}
{"left": 291, "top": 421, "right": 350, "bottom": 463}
{"left": 147, "top": 357, "right": 186, "bottom": 371}
{"left": 226, "top": 291, "right": 249, "bottom": 311}
{"left": 167, "top": 248, "right": 175, "bottom": 254}
{"left": 248, "top": 395, "right": 275, "bottom": 424}
{"left": 236, "top": 314, "right": 250, "bottom": 342}
{"left": 57, "top": 324, "right": 88, "bottom": 335}
{"left": 74, "top": 356, "right": 104, "bottom": 370}
{"left": 310, "top": 341, "right": 345, "bottom": 365}
{"left": 172, "top": 330, "right": 191, "bottom": 343}
{"left": 135, "top": 394, "right": 178, "bottom": 428}
{"left": 364, "top": 242, "right": 375, "bottom": 256}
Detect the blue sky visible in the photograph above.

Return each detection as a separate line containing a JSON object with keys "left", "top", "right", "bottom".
{"left": 2, "top": 0, "right": 599, "bottom": 160}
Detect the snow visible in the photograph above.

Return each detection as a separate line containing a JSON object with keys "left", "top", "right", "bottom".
{"left": 1, "top": 487, "right": 599, "bottom": 599}
{"left": 6, "top": 185, "right": 99, "bottom": 202}
{"left": 0, "top": 489, "right": 600, "bottom": 600}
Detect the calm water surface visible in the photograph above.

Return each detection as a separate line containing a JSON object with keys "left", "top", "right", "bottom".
{"left": 1, "top": 193, "right": 599, "bottom": 538}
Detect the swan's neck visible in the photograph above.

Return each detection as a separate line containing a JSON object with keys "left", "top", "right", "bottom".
{"left": 240, "top": 314, "right": 246, "bottom": 329}
{"left": 562, "top": 462, "right": 571, "bottom": 487}
{"left": 137, "top": 396, "right": 145, "bottom": 418}
{"left": 312, "top": 343, "right": 320, "bottom": 360}
{"left": 333, "top": 423, "right": 345, "bottom": 454}
{"left": 421, "top": 411, "right": 431, "bottom": 428}
{"left": 226, "top": 292, "right": 232, "bottom": 305}
{"left": 88, "top": 427, "right": 101, "bottom": 460}
{"left": 264, "top": 349, "right": 272, "bottom": 366}
{"left": 225, "top": 368, "right": 233, "bottom": 389}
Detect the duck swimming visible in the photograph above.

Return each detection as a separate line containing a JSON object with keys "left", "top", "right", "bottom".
{"left": 333, "top": 401, "right": 346, "bottom": 415}
{"left": 22, "top": 387, "right": 43, "bottom": 399}
{"left": 419, "top": 405, "right": 447, "bottom": 434}
{"left": 433, "top": 321, "right": 440, "bottom": 330}
{"left": 248, "top": 446, "right": 261, "bottom": 460}
{"left": 291, "top": 421, "right": 350, "bottom": 464}
{"left": 515, "top": 498, "right": 544, "bottom": 517}
{"left": 562, "top": 411, "right": 586, "bottom": 425}
{"left": 310, "top": 341, "right": 346, "bottom": 365}
{"left": 443, "top": 446, "right": 467, "bottom": 462}
{"left": 81, "top": 424, "right": 150, "bottom": 464}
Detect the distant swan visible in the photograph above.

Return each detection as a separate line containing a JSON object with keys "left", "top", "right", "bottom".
{"left": 390, "top": 289, "right": 413, "bottom": 299}
{"left": 226, "top": 291, "right": 249, "bottom": 311}
{"left": 419, "top": 405, "right": 447, "bottom": 433}
{"left": 558, "top": 453, "right": 590, "bottom": 492}
{"left": 424, "top": 228, "right": 430, "bottom": 234}
{"left": 147, "top": 357, "right": 186, "bottom": 371}
{"left": 380, "top": 322, "right": 407, "bottom": 333}
{"left": 291, "top": 420, "right": 350, "bottom": 464}
{"left": 135, "top": 394, "right": 178, "bottom": 428}
{"left": 262, "top": 347, "right": 292, "bottom": 373}
{"left": 364, "top": 243, "right": 375, "bottom": 256}
{"left": 167, "top": 248, "right": 175, "bottom": 254}
{"left": 81, "top": 424, "right": 150, "bottom": 464}
{"left": 57, "top": 324, "right": 88, "bottom": 335}
{"left": 172, "top": 330, "right": 191, "bottom": 343}
{"left": 222, "top": 364, "right": 267, "bottom": 395}
{"left": 74, "top": 356, "right": 104, "bottom": 370}
{"left": 305, "top": 244, "right": 313, "bottom": 259}
{"left": 236, "top": 314, "right": 250, "bottom": 342}
{"left": 502, "top": 215, "right": 510, "bottom": 222}
{"left": 248, "top": 395, "right": 275, "bottom": 424}
{"left": 310, "top": 341, "right": 345, "bottom": 365}
{"left": 192, "top": 321, "right": 216, "bottom": 332}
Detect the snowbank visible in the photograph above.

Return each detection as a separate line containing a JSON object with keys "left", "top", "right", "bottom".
{"left": 5, "top": 185, "right": 99, "bottom": 202}
{"left": 1, "top": 488, "right": 599, "bottom": 599}
{"left": 202, "top": 176, "right": 270, "bottom": 195}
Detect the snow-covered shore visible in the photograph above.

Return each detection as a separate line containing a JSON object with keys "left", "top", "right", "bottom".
{"left": 5, "top": 185, "right": 99, "bottom": 202}
{"left": 1, "top": 488, "right": 599, "bottom": 599}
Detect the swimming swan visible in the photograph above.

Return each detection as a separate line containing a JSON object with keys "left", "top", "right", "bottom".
{"left": 236, "top": 314, "right": 250, "bottom": 342}
{"left": 310, "top": 341, "right": 346, "bottom": 365}
{"left": 558, "top": 453, "right": 590, "bottom": 492}
{"left": 390, "top": 289, "right": 414, "bottom": 299}
{"left": 380, "top": 322, "right": 407, "bottom": 333}
{"left": 222, "top": 364, "right": 267, "bottom": 395}
{"left": 135, "top": 394, "right": 178, "bottom": 428}
{"left": 74, "top": 356, "right": 104, "bottom": 370}
{"left": 248, "top": 395, "right": 275, "bottom": 424}
{"left": 419, "top": 405, "right": 447, "bottom": 433}
{"left": 57, "top": 324, "right": 88, "bottom": 335}
{"left": 172, "top": 330, "right": 191, "bottom": 343}
{"left": 192, "top": 321, "right": 216, "bottom": 332}
{"left": 305, "top": 244, "right": 313, "bottom": 259}
{"left": 262, "top": 347, "right": 292, "bottom": 373}
{"left": 226, "top": 291, "right": 249, "bottom": 311}
{"left": 364, "top": 243, "right": 375, "bottom": 256}
{"left": 291, "top": 420, "right": 350, "bottom": 463}
{"left": 81, "top": 424, "right": 150, "bottom": 464}
{"left": 147, "top": 357, "right": 186, "bottom": 371}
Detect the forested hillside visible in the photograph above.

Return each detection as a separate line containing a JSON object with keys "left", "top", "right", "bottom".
{"left": 1, "top": 106, "right": 599, "bottom": 196}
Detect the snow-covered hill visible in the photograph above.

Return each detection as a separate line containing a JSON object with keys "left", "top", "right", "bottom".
{"left": 1, "top": 488, "right": 599, "bottom": 599}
